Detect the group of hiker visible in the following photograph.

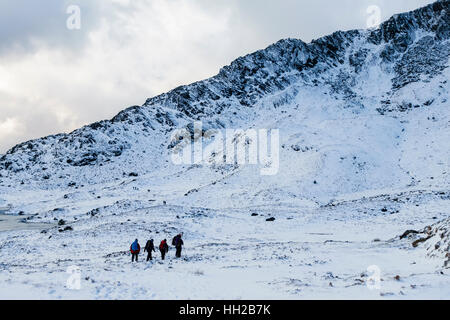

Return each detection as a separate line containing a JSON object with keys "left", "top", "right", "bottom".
{"left": 129, "top": 234, "right": 184, "bottom": 262}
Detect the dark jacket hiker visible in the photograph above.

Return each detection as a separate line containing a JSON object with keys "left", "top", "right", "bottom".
{"left": 144, "top": 239, "right": 156, "bottom": 261}
{"left": 159, "top": 239, "right": 169, "bottom": 260}
{"left": 172, "top": 234, "right": 184, "bottom": 258}
{"left": 130, "top": 239, "right": 141, "bottom": 262}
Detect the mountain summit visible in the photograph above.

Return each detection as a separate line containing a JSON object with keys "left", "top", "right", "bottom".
{"left": 0, "top": 0, "right": 448, "bottom": 206}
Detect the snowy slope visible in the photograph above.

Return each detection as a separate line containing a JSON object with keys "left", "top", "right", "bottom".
{"left": 0, "top": 1, "right": 449, "bottom": 299}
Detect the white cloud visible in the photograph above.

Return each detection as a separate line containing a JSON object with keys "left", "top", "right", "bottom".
{"left": 0, "top": 118, "right": 22, "bottom": 136}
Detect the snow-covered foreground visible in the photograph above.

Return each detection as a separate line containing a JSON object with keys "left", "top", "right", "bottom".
{"left": 0, "top": 187, "right": 449, "bottom": 299}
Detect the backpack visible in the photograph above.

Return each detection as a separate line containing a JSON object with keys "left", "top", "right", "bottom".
{"left": 159, "top": 241, "right": 165, "bottom": 250}
{"left": 172, "top": 236, "right": 177, "bottom": 246}
{"left": 130, "top": 242, "right": 140, "bottom": 253}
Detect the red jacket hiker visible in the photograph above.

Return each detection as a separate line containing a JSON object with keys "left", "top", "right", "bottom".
{"left": 159, "top": 239, "right": 169, "bottom": 260}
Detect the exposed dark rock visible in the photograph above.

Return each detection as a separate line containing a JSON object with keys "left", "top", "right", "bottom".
{"left": 58, "top": 226, "right": 73, "bottom": 232}
{"left": 412, "top": 236, "right": 432, "bottom": 247}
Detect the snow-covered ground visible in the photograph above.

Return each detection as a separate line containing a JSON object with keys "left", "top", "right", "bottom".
{"left": 0, "top": 187, "right": 449, "bottom": 299}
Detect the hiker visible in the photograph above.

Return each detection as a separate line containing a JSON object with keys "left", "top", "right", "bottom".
{"left": 144, "top": 239, "right": 156, "bottom": 261}
{"left": 172, "top": 234, "right": 184, "bottom": 258}
{"left": 159, "top": 239, "right": 169, "bottom": 260}
{"left": 130, "top": 239, "right": 141, "bottom": 262}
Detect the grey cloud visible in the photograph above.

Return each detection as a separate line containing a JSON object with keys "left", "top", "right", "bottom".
{"left": 198, "top": 0, "right": 436, "bottom": 44}
{"left": 0, "top": 0, "right": 101, "bottom": 55}
{"left": 0, "top": 0, "right": 436, "bottom": 57}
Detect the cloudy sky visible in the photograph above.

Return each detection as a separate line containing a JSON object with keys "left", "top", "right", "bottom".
{"left": 0, "top": 0, "right": 435, "bottom": 153}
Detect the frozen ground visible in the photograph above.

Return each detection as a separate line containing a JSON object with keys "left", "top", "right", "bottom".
{"left": 0, "top": 186, "right": 449, "bottom": 299}
{"left": 0, "top": 214, "right": 52, "bottom": 232}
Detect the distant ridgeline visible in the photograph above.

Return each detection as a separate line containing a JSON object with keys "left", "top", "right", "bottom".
{"left": 0, "top": 0, "right": 448, "bottom": 188}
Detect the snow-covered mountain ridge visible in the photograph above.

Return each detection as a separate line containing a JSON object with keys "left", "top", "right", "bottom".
{"left": 0, "top": 0, "right": 448, "bottom": 195}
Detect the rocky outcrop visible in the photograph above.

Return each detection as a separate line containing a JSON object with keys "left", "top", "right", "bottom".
{"left": 400, "top": 217, "right": 450, "bottom": 268}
